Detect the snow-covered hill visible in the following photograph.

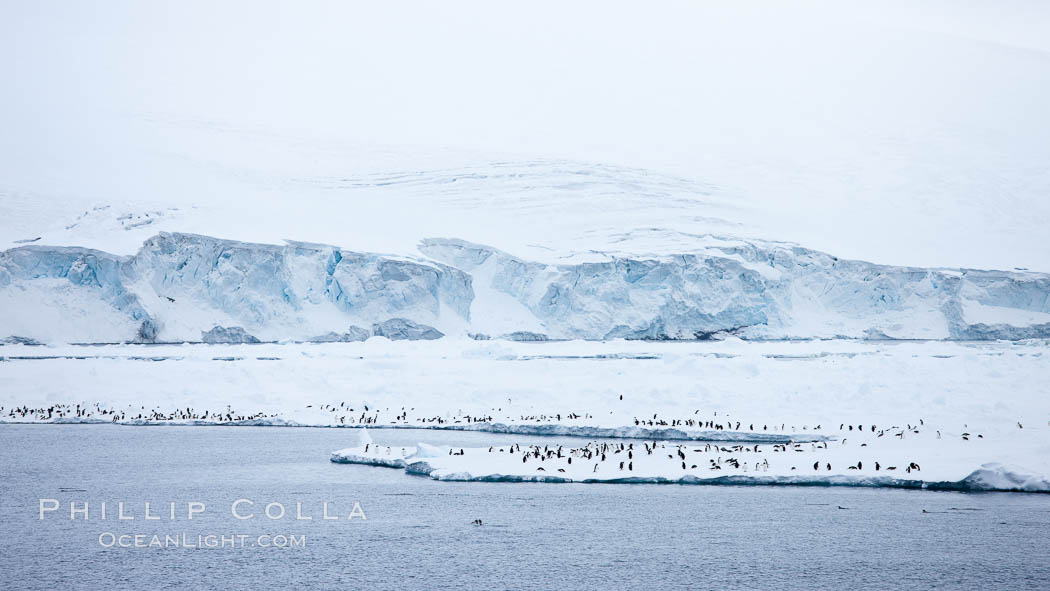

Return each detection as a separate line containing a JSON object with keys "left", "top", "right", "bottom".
{"left": 2, "top": 2, "right": 1049, "bottom": 343}
{"left": 3, "top": 2, "right": 1050, "bottom": 272}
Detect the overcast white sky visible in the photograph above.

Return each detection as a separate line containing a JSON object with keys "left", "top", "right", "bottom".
{"left": 1, "top": 0, "right": 1049, "bottom": 269}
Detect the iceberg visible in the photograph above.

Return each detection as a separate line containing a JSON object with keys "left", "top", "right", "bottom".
{"left": 331, "top": 443, "right": 416, "bottom": 468}
{"left": 201, "top": 326, "right": 261, "bottom": 344}
{"left": 309, "top": 325, "right": 370, "bottom": 343}
{"left": 356, "top": 427, "right": 373, "bottom": 447}
{"left": 958, "top": 463, "right": 1050, "bottom": 492}
{"left": 501, "top": 331, "right": 550, "bottom": 342}
{"left": 371, "top": 318, "right": 444, "bottom": 341}
{"left": 1, "top": 336, "right": 43, "bottom": 346}
{"left": 413, "top": 442, "right": 451, "bottom": 457}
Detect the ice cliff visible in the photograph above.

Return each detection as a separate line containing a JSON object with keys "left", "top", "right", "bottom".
{"left": 417, "top": 237, "right": 1050, "bottom": 341}
{"left": 1, "top": 232, "right": 1048, "bottom": 343}
{"left": 0, "top": 233, "right": 472, "bottom": 343}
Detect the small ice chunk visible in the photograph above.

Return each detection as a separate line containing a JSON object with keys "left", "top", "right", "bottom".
{"left": 356, "top": 428, "right": 373, "bottom": 447}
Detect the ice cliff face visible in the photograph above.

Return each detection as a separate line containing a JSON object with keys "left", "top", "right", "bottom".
{"left": 418, "top": 238, "right": 1050, "bottom": 341}
{"left": 1, "top": 232, "right": 1048, "bottom": 343}
{"left": 0, "top": 245, "right": 157, "bottom": 342}
{"left": 0, "top": 233, "right": 472, "bottom": 343}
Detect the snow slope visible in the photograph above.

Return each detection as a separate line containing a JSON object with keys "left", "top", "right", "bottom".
{"left": 3, "top": 2, "right": 1050, "bottom": 272}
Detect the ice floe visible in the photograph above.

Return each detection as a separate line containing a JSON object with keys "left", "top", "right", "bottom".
{"left": 332, "top": 437, "right": 1050, "bottom": 493}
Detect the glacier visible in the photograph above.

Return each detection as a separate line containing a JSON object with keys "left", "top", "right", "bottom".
{"left": 0, "top": 232, "right": 473, "bottom": 343}
{"left": 418, "top": 237, "right": 1050, "bottom": 341}
{"left": 1, "top": 232, "right": 1049, "bottom": 343}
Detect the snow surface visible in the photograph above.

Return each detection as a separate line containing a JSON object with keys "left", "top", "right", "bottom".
{"left": 3, "top": 339, "right": 1046, "bottom": 433}
{"left": 3, "top": 338, "right": 1049, "bottom": 493}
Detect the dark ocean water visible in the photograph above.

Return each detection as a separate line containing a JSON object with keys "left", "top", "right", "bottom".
{"left": 2, "top": 424, "right": 1048, "bottom": 590}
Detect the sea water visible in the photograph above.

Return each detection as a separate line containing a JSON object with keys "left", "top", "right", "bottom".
{"left": 1, "top": 424, "right": 1048, "bottom": 590}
